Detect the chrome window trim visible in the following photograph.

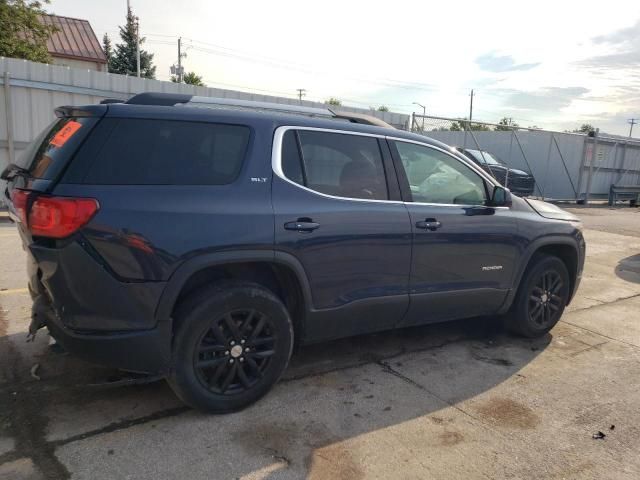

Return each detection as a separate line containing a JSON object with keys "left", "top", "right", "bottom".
{"left": 271, "top": 125, "right": 506, "bottom": 209}
{"left": 271, "top": 126, "right": 403, "bottom": 205}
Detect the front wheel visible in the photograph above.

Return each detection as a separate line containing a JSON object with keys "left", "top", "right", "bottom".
{"left": 168, "top": 282, "right": 294, "bottom": 413}
{"left": 504, "top": 254, "right": 570, "bottom": 338}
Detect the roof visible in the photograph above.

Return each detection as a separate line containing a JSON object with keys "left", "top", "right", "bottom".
{"left": 39, "top": 14, "right": 107, "bottom": 64}
{"left": 103, "top": 102, "right": 448, "bottom": 148}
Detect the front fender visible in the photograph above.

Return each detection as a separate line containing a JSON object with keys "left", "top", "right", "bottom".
{"left": 499, "top": 233, "right": 583, "bottom": 314}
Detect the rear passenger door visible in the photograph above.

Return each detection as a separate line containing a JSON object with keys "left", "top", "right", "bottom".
{"left": 271, "top": 127, "right": 412, "bottom": 343}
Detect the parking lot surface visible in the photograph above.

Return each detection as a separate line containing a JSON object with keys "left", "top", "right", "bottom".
{"left": 1, "top": 206, "right": 639, "bottom": 479}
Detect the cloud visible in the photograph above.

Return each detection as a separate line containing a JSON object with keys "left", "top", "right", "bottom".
{"left": 496, "top": 87, "right": 590, "bottom": 111}
{"left": 580, "top": 19, "right": 640, "bottom": 70}
{"left": 475, "top": 53, "right": 540, "bottom": 73}
{"left": 592, "top": 19, "right": 640, "bottom": 45}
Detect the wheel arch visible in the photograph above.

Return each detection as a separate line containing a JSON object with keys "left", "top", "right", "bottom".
{"left": 502, "top": 236, "right": 580, "bottom": 313}
{"left": 155, "top": 251, "right": 313, "bottom": 344}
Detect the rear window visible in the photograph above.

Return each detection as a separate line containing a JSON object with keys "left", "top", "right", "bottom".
{"left": 16, "top": 117, "right": 98, "bottom": 180}
{"left": 63, "top": 119, "right": 250, "bottom": 185}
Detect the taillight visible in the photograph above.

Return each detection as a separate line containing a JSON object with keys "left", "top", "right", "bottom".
{"left": 10, "top": 189, "right": 99, "bottom": 239}
{"left": 29, "top": 196, "right": 99, "bottom": 238}
{"left": 10, "top": 189, "right": 30, "bottom": 224}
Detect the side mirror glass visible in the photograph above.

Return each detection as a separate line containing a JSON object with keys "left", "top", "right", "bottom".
{"left": 491, "top": 185, "right": 512, "bottom": 207}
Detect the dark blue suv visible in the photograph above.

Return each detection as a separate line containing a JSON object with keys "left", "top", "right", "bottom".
{"left": 2, "top": 93, "right": 585, "bottom": 412}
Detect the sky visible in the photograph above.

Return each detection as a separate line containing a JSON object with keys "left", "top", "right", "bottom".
{"left": 47, "top": 0, "right": 640, "bottom": 136}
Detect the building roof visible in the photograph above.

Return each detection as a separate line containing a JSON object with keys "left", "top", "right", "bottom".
{"left": 39, "top": 14, "right": 107, "bottom": 64}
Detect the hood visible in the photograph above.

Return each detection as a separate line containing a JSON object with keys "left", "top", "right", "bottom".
{"left": 525, "top": 198, "right": 580, "bottom": 222}
{"left": 508, "top": 168, "right": 530, "bottom": 176}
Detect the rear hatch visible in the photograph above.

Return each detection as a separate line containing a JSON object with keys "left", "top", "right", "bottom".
{"left": 2, "top": 105, "right": 106, "bottom": 241}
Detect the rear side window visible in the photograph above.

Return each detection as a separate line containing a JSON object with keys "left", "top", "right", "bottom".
{"left": 65, "top": 119, "right": 250, "bottom": 185}
{"left": 281, "top": 130, "right": 388, "bottom": 201}
{"left": 16, "top": 117, "right": 98, "bottom": 180}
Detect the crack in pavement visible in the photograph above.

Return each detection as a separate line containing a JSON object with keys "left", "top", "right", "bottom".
{"left": 375, "top": 359, "right": 502, "bottom": 435}
{"left": 50, "top": 406, "right": 190, "bottom": 449}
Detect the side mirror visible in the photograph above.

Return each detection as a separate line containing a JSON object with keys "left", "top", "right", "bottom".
{"left": 490, "top": 185, "right": 512, "bottom": 207}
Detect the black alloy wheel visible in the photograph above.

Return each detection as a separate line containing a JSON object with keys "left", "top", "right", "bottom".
{"left": 193, "top": 309, "right": 277, "bottom": 395}
{"left": 527, "top": 270, "right": 565, "bottom": 328}
{"left": 504, "top": 254, "right": 570, "bottom": 338}
{"left": 168, "top": 282, "right": 293, "bottom": 413}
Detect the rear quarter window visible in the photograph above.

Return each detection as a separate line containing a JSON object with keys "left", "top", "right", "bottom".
{"left": 16, "top": 117, "right": 98, "bottom": 180}
{"left": 63, "top": 119, "right": 251, "bottom": 185}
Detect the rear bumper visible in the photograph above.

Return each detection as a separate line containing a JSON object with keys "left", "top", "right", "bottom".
{"left": 39, "top": 296, "right": 171, "bottom": 374}
{"left": 25, "top": 238, "right": 172, "bottom": 374}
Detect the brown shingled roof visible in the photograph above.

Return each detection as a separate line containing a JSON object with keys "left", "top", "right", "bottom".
{"left": 39, "top": 14, "right": 107, "bottom": 64}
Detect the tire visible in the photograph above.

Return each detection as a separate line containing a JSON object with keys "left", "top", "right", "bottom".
{"left": 167, "top": 282, "right": 294, "bottom": 413}
{"left": 504, "top": 254, "right": 570, "bottom": 338}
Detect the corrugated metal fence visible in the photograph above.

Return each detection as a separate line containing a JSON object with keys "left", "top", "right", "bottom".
{"left": 413, "top": 115, "right": 640, "bottom": 202}
{"left": 0, "top": 56, "right": 410, "bottom": 205}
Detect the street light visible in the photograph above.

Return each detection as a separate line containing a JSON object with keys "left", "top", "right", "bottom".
{"left": 412, "top": 102, "right": 426, "bottom": 131}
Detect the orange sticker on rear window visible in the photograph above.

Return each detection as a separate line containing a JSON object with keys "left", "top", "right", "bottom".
{"left": 49, "top": 121, "right": 82, "bottom": 148}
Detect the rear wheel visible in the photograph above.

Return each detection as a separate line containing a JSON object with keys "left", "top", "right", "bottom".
{"left": 168, "top": 282, "right": 293, "bottom": 413}
{"left": 504, "top": 254, "right": 570, "bottom": 338}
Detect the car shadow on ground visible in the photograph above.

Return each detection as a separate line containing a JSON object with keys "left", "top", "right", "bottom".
{"left": 615, "top": 254, "right": 640, "bottom": 284}
{"left": 0, "top": 313, "right": 550, "bottom": 478}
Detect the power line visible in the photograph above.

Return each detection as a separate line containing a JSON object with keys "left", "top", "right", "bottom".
{"left": 172, "top": 39, "right": 437, "bottom": 92}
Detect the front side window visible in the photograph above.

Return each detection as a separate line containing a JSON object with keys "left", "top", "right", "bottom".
{"left": 281, "top": 130, "right": 388, "bottom": 201}
{"left": 395, "top": 142, "right": 487, "bottom": 205}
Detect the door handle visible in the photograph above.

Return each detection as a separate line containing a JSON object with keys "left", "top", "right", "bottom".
{"left": 415, "top": 218, "right": 442, "bottom": 231}
{"left": 284, "top": 218, "right": 320, "bottom": 232}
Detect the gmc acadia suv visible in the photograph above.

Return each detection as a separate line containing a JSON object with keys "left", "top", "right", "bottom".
{"left": 2, "top": 93, "right": 585, "bottom": 412}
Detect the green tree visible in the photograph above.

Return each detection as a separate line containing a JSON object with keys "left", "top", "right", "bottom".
{"left": 325, "top": 97, "right": 342, "bottom": 106}
{"left": 102, "top": 33, "right": 114, "bottom": 72}
{"left": 171, "top": 71, "right": 205, "bottom": 86}
{"left": 377, "top": 105, "right": 389, "bottom": 112}
{"left": 448, "top": 119, "right": 490, "bottom": 131}
{"left": 110, "top": 7, "right": 155, "bottom": 78}
{"left": 573, "top": 123, "right": 595, "bottom": 134}
{"left": 0, "top": 0, "right": 58, "bottom": 63}
{"left": 495, "top": 117, "right": 519, "bottom": 131}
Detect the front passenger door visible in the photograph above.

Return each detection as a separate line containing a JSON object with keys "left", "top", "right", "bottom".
{"left": 389, "top": 140, "right": 521, "bottom": 327}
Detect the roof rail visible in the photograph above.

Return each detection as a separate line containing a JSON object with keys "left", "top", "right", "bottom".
{"left": 124, "top": 92, "right": 395, "bottom": 128}
{"left": 328, "top": 109, "right": 395, "bottom": 129}
{"left": 186, "top": 96, "right": 334, "bottom": 118}
{"left": 126, "top": 92, "right": 192, "bottom": 106}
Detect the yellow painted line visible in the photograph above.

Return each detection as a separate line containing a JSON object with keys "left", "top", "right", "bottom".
{"left": 0, "top": 287, "right": 29, "bottom": 295}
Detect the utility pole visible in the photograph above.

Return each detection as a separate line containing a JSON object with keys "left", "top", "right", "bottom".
{"left": 629, "top": 118, "right": 638, "bottom": 138}
{"left": 135, "top": 16, "right": 140, "bottom": 78}
{"left": 177, "top": 37, "right": 183, "bottom": 83}
{"left": 469, "top": 89, "right": 474, "bottom": 123}
{"left": 296, "top": 88, "right": 306, "bottom": 103}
